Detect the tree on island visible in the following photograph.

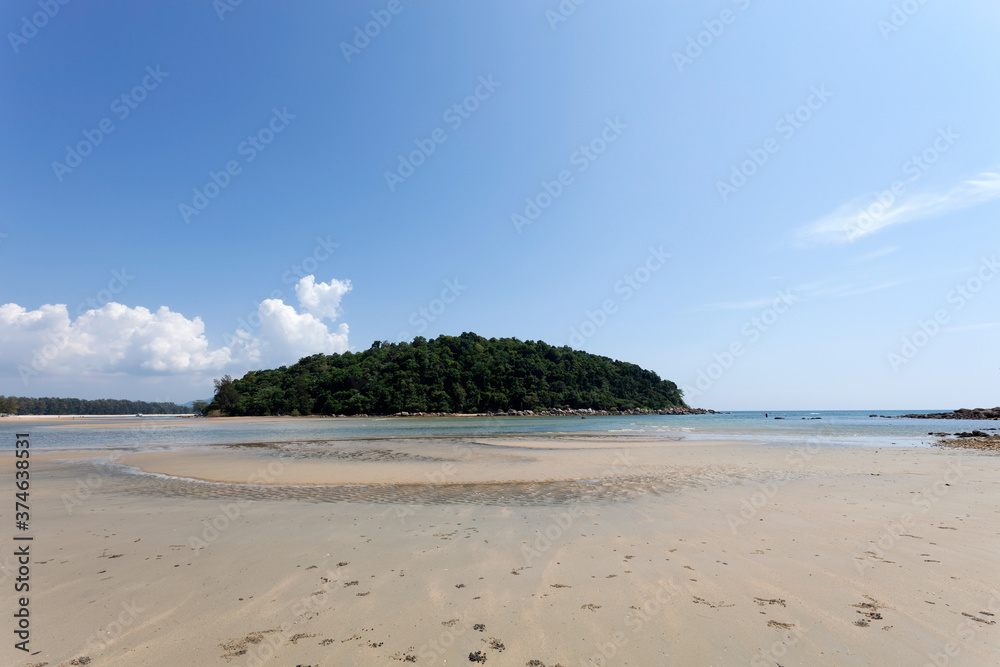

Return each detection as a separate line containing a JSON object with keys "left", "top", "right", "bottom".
{"left": 0, "top": 395, "right": 18, "bottom": 415}
{"left": 205, "top": 332, "right": 685, "bottom": 416}
{"left": 212, "top": 375, "right": 241, "bottom": 415}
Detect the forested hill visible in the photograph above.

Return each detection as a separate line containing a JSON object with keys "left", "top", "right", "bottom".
{"left": 0, "top": 396, "right": 193, "bottom": 415}
{"left": 208, "top": 333, "right": 686, "bottom": 416}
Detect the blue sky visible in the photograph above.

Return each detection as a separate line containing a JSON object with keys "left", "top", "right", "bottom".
{"left": 1, "top": 0, "right": 998, "bottom": 409}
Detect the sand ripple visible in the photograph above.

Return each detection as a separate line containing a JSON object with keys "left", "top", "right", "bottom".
{"left": 80, "top": 460, "right": 799, "bottom": 507}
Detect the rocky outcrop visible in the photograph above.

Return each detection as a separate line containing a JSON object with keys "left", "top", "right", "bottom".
{"left": 934, "top": 432, "right": 1000, "bottom": 451}
{"left": 895, "top": 407, "right": 1000, "bottom": 420}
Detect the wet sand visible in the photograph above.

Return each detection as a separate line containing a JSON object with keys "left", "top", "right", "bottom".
{"left": 5, "top": 435, "right": 1000, "bottom": 666}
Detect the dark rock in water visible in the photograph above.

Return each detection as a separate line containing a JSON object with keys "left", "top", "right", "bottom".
{"left": 898, "top": 407, "right": 1000, "bottom": 420}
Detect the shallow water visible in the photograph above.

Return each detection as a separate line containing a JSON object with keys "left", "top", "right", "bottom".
{"left": 2, "top": 410, "right": 995, "bottom": 451}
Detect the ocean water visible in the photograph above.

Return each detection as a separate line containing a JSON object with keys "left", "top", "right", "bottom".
{"left": 1, "top": 410, "right": 996, "bottom": 451}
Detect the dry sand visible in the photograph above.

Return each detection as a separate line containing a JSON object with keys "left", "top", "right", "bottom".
{"left": 4, "top": 434, "right": 999, "bottom": 666}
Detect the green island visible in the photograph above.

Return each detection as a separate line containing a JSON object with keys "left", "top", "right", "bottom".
{"left": 206, "top": 332, "right": 691, "bottom": 417}
{"left": 0, "top": 396, "right": 192, "bottom": 415}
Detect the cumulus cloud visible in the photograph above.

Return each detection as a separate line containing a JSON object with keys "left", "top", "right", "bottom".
{"left": 294, "top": 275, "right": 351, "bottom": 320}
{"left": 1, "top": 275, "right": 351, "bottom": 385}
{"left": 235, "top": 293, "right": 350, "bottom": 369}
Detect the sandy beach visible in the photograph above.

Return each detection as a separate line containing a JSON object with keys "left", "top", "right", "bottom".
{"left": 5, "top": 430, "right": 999, "bottom": 666}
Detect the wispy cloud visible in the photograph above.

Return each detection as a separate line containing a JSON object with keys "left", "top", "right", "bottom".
{"left": 794, "top": 172, "right": 1000, "bottom": 246}
{"left": 690, "top": 296, "right": 782, "bottom": 312}
{"left": 690, "top": 279, "right": 904, "bottom": 312}
{"left": 942, "top": 322, "right": 1000, "bottom": 334}
{"left": 855, "top": 246, "right": 899, "bottom": 263}
{"left": 828, "top": 280, "right": 905, "bottom": 298}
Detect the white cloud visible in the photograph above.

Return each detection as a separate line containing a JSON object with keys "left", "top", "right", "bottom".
{"left": 795, "top": 172, "right": 1000, "bottom": 246}
{"left": 238, "top": 296, "right": 349, "bottom": 369}
{"left": 294, "top": 275, "right": 351, "bottom": 320}
{"left": 1, "top": 275, "right": 351, "bottom": 385}
{"left": 0, "top": 302, "right": 231, "bottom": 377}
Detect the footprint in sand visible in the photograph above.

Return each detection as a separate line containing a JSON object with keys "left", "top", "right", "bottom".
{"left": 753, "top": 597, "right": 786, "bottom": 607}
{"left": 391, "top": 650, "right": 418, "bottom": 662}
{"left": 961, "top": 612, "right": 996, "bottom": 625}
{"left": 852, "top": 596, "right": 887, "bottom": 626}
{"left": 692, "top": 596, "right": 734, "bottom": 609}
{"left": 219, "top": 629, "right": 280, "bottom": 660}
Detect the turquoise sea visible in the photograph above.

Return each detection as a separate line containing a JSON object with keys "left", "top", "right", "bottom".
{"left": 2, "top": 410, "right": 997, "bottom": 451}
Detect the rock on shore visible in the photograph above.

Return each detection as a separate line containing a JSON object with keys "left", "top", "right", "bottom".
{"left": 935, "top": 433, "right": 1000, "bottom": 451}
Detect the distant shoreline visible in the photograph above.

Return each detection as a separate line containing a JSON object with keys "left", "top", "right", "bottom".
{"left": 2, "top": 407, "right": 721, "bottom": 420}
